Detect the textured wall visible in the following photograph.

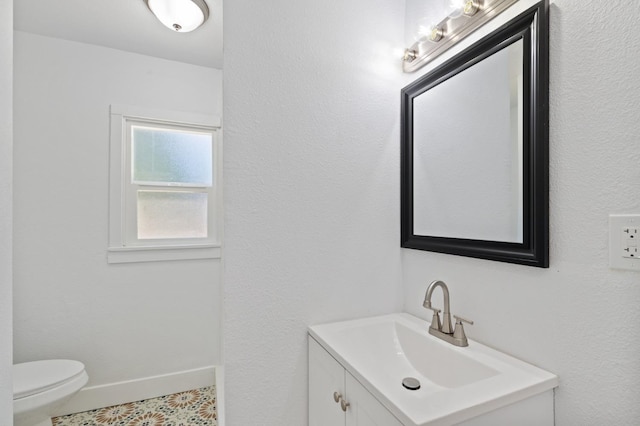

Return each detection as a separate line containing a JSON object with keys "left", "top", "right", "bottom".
{"left": 401, "top": 0, "right": 640, "bottom": 424}
{"left": 223, "top": 0, "right": 406, "bottom": 424}
{"left": 13, "top": 32, "right": 223, "bottom": 388}
{"left": 0, "top": 0, "right": 13, "bottom": 422}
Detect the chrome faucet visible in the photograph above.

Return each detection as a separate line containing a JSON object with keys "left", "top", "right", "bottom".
{"left": 423, "top": 280, "right": 473, "bottom": 347}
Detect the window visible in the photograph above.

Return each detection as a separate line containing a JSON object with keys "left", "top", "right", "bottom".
{"left": 108, "top": 105, "right": 221, "bottom": 263}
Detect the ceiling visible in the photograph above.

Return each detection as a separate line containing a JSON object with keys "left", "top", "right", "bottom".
{"left": 13, "top": 0, "right": 223, "bottom": 69}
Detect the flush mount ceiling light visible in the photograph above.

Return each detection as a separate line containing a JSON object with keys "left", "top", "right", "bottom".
{"left": 144, "top": 0, "right": 210, "bottom": 33}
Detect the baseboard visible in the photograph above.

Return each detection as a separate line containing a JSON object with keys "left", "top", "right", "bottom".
{"left": 53, "top": 365, "right": 217, "bottom": 416}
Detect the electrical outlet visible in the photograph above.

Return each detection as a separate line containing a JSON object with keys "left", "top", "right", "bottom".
{"left": 623, "top": 227, "right": 638, "bottom": 240}
{"left": 623, "top": 246, "right": 639, "bottom": 259}
{"left": 610, "top": 215, "right": 640, "bottom": 271}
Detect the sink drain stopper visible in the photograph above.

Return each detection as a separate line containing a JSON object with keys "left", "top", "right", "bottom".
{"left": 402, "top": 377, "right": 421, "bottom": 390}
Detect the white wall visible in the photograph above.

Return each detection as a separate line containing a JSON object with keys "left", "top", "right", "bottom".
{"left": 401, "top": 0, "right": 640, "bottom": 424}
{"left": 223, "top": 0, "right": 405, "bottom": 424}
{"left": 0, "top": 0, "right": 13, "bottom": 423}
{"left": 13, "top": 32, "right": 223, "bottom": 392}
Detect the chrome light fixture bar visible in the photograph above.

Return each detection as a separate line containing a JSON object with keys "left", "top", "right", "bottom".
{"left": 145, "top": 0, "right": 210, "bottom": 33}
{"left": 403, "top": 0, "right": 518, "bottom": 73}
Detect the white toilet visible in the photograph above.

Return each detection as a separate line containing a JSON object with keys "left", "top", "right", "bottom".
{"left": 13, "top": 360, "right": 88, "bottom": 426}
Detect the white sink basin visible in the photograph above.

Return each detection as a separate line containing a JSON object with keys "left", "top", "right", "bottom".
{"left": 309, "top": 313, "right": 558, "bottom": 426}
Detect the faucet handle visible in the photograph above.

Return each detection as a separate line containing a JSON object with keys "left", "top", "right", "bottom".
{"left": 453, "top": 315, "right": 473, "bottom": 346}
{"left": 425, "top": 306, "right": 442, "bottom": 331}
{"left": 453, "top": 314, "right": 474, "bottom": 325}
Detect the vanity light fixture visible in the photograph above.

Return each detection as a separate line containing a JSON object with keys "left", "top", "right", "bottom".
{"left": 144, "top": 0, "right": 210, "bottom": 33}
{"left": 402, "top": 0, "right": 518, "bottom": 72}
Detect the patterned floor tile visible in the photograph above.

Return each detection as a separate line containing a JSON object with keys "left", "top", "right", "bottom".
{"left": 52, "top": 386, "right": 217, "bottom": 426}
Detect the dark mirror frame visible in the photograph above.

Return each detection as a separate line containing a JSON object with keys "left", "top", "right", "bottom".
{"left": 401, "top": 1, "right": 549, "bottom": 268}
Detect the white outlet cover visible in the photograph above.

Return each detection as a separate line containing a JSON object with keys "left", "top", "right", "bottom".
{"left": 609, "top": 214, "right": 640, "bottom": 271}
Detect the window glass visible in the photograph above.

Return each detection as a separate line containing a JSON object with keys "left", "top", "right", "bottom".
{"left": 137, "top": 190, "right": 208, "bottom": 239}
{"left": 109, "top": 105, "right": 221, "bottom": 262}
{"left": 132, "top": 126, "right": 213, "bottom": 186}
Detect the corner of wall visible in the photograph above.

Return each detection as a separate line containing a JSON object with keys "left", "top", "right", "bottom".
{"left": 0, "top": 0, "right": 14, "bottom": 423}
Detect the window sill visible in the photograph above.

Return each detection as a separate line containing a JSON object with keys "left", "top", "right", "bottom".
{"left": 107, "top": 244, "right": 221, "bottom": 264}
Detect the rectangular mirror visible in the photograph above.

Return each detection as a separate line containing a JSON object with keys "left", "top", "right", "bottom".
{"left": 401, "top": 1, "right": 549, "bottom": 267}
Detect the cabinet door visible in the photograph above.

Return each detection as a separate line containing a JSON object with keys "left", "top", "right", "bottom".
{"left": 309, "top": 337, "right": 345, "bottom": 426}
{"left": 345, "top": 373, "right": 403, "bottom": 426}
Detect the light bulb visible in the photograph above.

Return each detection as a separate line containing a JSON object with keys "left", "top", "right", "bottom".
{"left": 414, "top": 17, "right": 436, "bottom": 42}
{"left": 428, "top": 26, "right": 445, "bottom": 42}
{"left": 463, "top": 0, "right": 480, "bottom": 16}
{"left": 403, "top": 49, "right": 418, "bottom": 62}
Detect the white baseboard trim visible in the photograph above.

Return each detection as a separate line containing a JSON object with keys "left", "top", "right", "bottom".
{"left": 53, "top": 365, "right": 217, "bottom": 416}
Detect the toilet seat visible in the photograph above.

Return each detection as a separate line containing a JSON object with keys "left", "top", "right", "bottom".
{"left": 13, "top": 360, "right": 86, "bottom": 400}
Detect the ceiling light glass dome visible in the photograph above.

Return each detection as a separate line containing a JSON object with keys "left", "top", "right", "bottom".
{"left": 145, "top": 0, "right": 210, "bottom": 33}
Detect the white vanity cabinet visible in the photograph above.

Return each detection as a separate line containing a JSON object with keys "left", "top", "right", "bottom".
{"left": 309, "top": 336, "right": 402, "bottom": 426}
{"left": 309, "top": 314, "right": 558, "bottom": 426}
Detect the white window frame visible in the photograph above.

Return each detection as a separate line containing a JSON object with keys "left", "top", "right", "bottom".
{"left": 108, "top": 104, "right": 222, "bottom": 263}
